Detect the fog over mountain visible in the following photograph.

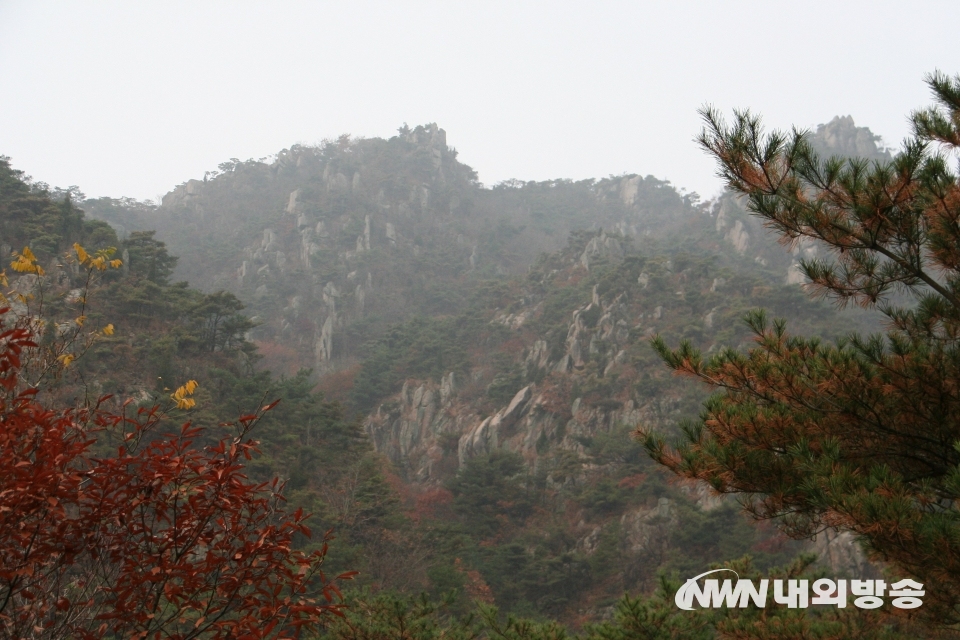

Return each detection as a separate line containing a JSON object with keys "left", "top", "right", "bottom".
{"left": 1, "top": 2, "right": 952, "bottom": 204}
{"left": 3, "top": 4, "right": 957, "bottom": 635}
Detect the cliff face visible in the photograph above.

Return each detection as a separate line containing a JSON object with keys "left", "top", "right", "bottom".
{"left": 365, "top": 268, "right": 669, "bottom": 484}
{"left": 358, "top": 226, "right": 875, "bottom": 585}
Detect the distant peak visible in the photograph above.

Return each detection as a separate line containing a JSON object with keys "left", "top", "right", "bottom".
{"left": 808, "top": 115, "right": 892, "bottom": 161}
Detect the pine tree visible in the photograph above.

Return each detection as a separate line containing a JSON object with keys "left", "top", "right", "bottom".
{"left": 642, "top": 72, "right": 960, "bottom": 624}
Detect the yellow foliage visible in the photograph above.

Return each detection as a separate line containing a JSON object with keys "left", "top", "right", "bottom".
{"left": 11, "top": 247, "right": 44, "bottom": 276}
{"left": 73, "top": 244, "right": 121, "bottom": 271}
{"left": 0, "top": 270, "right": 7, "bottom": 287}
{"left": 58, "top": 354, "right": 75, "bottom": 367}
{"left": 102, "top": 324, "right": 115, "bottom": 336}
{"left": 171, "top": 380, "right": 200, "bottom": 410}
{"left": 75, "top": 316, "right": 86, "bottom": 327}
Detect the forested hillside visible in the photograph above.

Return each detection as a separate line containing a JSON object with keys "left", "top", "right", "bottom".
{"left": 1, "top": 114, "right": 913, "bottom": 632}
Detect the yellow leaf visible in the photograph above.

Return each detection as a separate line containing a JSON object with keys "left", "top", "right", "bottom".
{"left": 58, "top": 354, "right": 75, "bottom": 367}
{"left": 73, "top": 243, "right": 89, "bottom": 264}
{"left": 171, "top": 380, "right": 199, "bottom": 409}
{"left": 75, "top": 316, "right": 86, "bottom": 327}
{"left": 102, "top": 324, "right": 115, "bottom": 336}
{"left": 11, "top": 256, "right": 32, "bottom": 273}
{"left": 109, "top": 259, "right": 123, "bottom": 268}
{"left": 11, "top": 248, "right": 42, "bottom": 275}
{"left": 0, "top": 270, "right": 7, "bottom": 287}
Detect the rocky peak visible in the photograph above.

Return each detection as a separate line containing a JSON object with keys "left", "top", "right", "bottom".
{"left": 807, "top": 115, "right": 892, "bottom": 162}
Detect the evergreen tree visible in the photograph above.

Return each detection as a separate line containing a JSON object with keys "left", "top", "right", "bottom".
{"left": 123, "top": 230, "right": 178, "bottom": 284}
{"left": 642, "top": 72, "right": 960, "bottom": 624}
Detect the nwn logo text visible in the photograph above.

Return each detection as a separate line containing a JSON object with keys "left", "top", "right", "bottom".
{"left": 675, "top": 569, "right": 924, "bottom": 610}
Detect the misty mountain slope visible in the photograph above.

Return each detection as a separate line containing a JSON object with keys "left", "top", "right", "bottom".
{"left": 83, "top": 117, "right": 890, "bottom": 378}
{"left": 84, "top": 124, "right": 700, "bottom": 375}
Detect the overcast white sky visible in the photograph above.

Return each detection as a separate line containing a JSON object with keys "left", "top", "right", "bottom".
{"left": 1, "top": 1, "right": 957, "bottom": 203}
